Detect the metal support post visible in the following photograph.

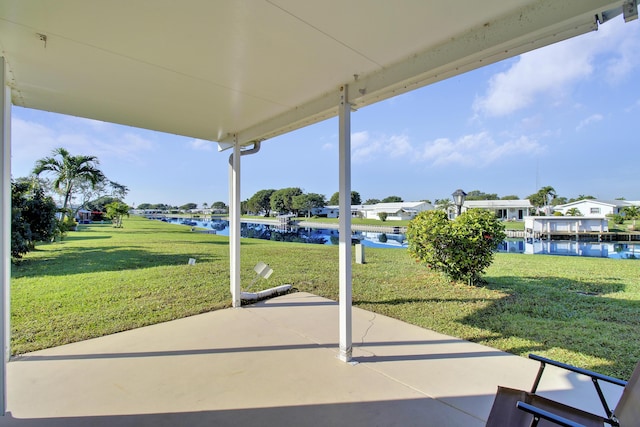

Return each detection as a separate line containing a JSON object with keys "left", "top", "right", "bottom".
{"left": 338, "top": 85, "right": 352, "bottom": 362}
{"left": 0, "top": 57, "right": 10, "bottom": 414}
{"left": 229, "top": 137, "right": 241, "bottom": 307}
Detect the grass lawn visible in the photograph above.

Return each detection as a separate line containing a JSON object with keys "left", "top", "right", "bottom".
{"left": 11, "top": 216, "right": 640, "bottom": 379}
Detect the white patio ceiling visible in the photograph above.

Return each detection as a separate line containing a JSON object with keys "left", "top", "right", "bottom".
{"left": 1, "top": 0, "right": 637, "bottom": 414}
{"left": 0, "top": 0, "right": 631, "bottom": 147}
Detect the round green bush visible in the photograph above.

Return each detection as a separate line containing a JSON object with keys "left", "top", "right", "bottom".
{"left": 407, "top": 209, "right": 506, "bottom": 285}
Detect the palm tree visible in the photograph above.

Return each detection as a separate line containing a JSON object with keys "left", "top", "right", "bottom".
{"left": 623, "top": 206, "right": 640, "bottom": 229}
{"left": 434, "top": 198, "right": 455, "bottom": 218}
{"left": 565, "top": 207, "right": 582, "bottom": 216}
{"left": 539, "top": 186, "right": 557, "bottom": 207}
{"left": 33, "top": 147, "right": 106, "bottom": 220}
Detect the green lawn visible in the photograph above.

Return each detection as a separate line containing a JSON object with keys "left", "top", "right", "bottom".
{"left": 11, "top": 216, "right": 640, "bottom": 379}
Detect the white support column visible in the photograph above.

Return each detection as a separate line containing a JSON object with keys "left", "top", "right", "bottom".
{"left": 338, "top": 85, "right": 352, "bottom": 362}
{"left": 0, "top": 57, "right": 10, "bottom": 415}
{"left": 229, "top": 137, "right": 241, "bottom": 307}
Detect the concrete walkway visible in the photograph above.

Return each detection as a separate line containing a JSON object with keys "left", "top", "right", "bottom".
{"left": 1, "top": 292, "right": 621, "bottom": 426}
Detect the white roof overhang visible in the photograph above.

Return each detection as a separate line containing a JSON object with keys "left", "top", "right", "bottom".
{"left": 0, "top": 0, "right": 633, "bottom": 149}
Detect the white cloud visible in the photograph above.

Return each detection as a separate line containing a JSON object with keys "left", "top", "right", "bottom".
{"left": 11, "top": 114, "right": 155, "bottom": 178}
{"left": 189, "top": 138, "right": 215, "bottom": 151}
{"left": 349, "top": 128, "right": 544, "bottom": 168}
{"left": 627, "top": 98, "right": 640, "bottom": 112}
{"left": 474, "top": 18, "right": 639, "bottom": 117}
{"left": 96, "top": 133, "right": 154, "bottom": 160}
{"left": 602, "top": 19, "right": 640, "bottom": 83}
{"left": 12, "top": 118, "right": 58, "bottom": 158}
{"left": 576, "top": 114, "right": 603, "bottom": 131}
{"left": 473, "top": 43, "right": 594, "bottom": 117}
{"left": 351, "top": 131, "right": 413, "bottom": 163}
{"left": 351, "top": 131, "right": 380, "bottom": 162}
{"left": 416, "top": 132, "right": 544, "bottom": 167}
{"left": 351, "top": 131, "right": 370, "bottom": 149}
{"left": 387, "top": 134, "right": 413, "bottom": 158}
{"left": 62, "top": 114, "right": 113, "bottom": 132}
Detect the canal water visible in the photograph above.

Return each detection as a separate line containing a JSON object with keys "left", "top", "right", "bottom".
{"left": 159, "top": 218, "right": 639, "bottom": 259}
{"left": 163, "top": 217, "right": 406, "bottom": 249}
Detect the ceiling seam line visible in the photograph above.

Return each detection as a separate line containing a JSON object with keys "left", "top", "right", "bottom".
{"left": 264, "top": 0, "right": 383, "bottom": 68}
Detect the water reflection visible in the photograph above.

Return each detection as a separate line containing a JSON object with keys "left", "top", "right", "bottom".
{"left": 162, "top": 218, "right": 408, "bottom": 249}
{"left": 160, "top": 218, "right": 639, "bottom": 258}
{"left": 499, "top": 238, "right": 639, "bottom": 259}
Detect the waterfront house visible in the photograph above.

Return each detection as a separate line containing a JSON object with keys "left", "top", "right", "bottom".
{"left": 360, "top": 201, "right": 433, "bottom": 221}
{"left": 462, "top": 199, "right": 533, "bottom": 221}
{"left": 318, "top": 205, "right": 364, "bottom": 218}
{"left": 553, "top": 199, "right": 636, "bottom": 216}
{"left": 524, "top": 216, "right": 609, "bottom": 236}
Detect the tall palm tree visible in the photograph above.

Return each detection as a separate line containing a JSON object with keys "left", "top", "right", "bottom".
{"left": 434, "top": 198, "right": 455, "bottom": 218}
{"left": 539, "top": 186, "right": 557, "bottom": 207}
{"left": 33, "top": 147, "right": 106, "bottom": 219}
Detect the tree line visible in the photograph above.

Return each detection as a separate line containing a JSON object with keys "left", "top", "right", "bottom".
{"left": 144, "top": 185, "right": 632, "bottom": 219}
{"left": 242, "top": 186, "right": 627, "bottom": 217}
{"left": 137, "top": 201, "right": 228, "bottom": 212}
{"left": 243, "top": 188, "right": 406, "bottom": 217}
{"left": 140, "top": 190, "right": 407, "bottom": 217}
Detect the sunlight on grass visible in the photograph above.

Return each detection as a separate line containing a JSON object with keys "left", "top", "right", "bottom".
{"left": 11, "top": 216, "right": 640, "bottom": 378}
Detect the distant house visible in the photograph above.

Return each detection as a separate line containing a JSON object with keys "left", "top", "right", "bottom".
{"left": 360, "top": 201, "right": 433, "bottom": 221}
{"left": 462, "top": 199, "right": 533, "bottom": 221}
{"left": 553, "top": 199, "right": 636, "bottom": 217}
{"left": 319, "top": 205, "right": 364, "bottom": 218}
{"left": 75, "top": 209, "right": 104, "bottom": 223}
{"left": 524, "top": 216, "right": 609, "bottom": 234}
{"left": 75, "top": 209, "right": 91, "bottom": 223}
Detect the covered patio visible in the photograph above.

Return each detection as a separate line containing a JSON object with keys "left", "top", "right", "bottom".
{"left": 0, "top": 293, "right": 622, "bottom": 426}
{"left": 0, "top": 0, "right": 637, "bottom": 421}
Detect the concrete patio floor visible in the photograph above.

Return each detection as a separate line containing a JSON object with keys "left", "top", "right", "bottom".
{"left": 1, "top": 292, "right": 622, "bottom": 426}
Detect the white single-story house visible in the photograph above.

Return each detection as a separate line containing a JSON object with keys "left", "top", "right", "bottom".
{"left": 295, "top": 202, "right": 433, "bottom": 220}
{"left": 316, "top": 205, "right": 364, "bottom": 218}
{"left": 462, "top": 199, "right": 533, "bottom": 221}
{"left": 524, "top": 216, "right": 609, "bottom": 234}
{"left": 553, "top": 199, "right": 637, "bottom": 216}
{"left": 360, "top": 202, "right": 433, "bottom": 221}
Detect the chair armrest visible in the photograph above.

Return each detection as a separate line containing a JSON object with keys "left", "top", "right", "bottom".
{"left": 529, "top": 354, "right": 627, "bottom": 387}
{"left": 516, "top": 401, "right": 587, "bottom": 427}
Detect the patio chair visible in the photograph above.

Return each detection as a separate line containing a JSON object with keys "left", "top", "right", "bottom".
{"left": 486, "top": 354, "right": 640, "bottom": 427}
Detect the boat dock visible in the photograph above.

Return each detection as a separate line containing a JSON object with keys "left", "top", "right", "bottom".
{"left": 507, "top": 230, "right": 640, "bottom": 242}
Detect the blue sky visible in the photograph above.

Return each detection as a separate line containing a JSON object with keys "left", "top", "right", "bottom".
{"left": 10, "top": 17, "right": 640, "bottom": 208}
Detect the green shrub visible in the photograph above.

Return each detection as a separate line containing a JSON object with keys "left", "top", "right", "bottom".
{"left": 11, "top": 180, "right": 58, "bottom": 258}
{"left": 59, "top": 216, "right": 77, "bottom": 234}
{"left": 378, "top": 212, "right": 388, "bottom": 221}
{"left": 407, "top": 209, "right": 506, "bottom": 285}
{"left": 611, "top": 214, "right": 624, "bottom": 224}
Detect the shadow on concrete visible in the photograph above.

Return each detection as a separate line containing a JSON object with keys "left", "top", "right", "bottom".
{"left": 14, "top": 339, "right": 478, "bottom": 363}
{"left": 0, "top": 396, "right": 481, "bottom": 427}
